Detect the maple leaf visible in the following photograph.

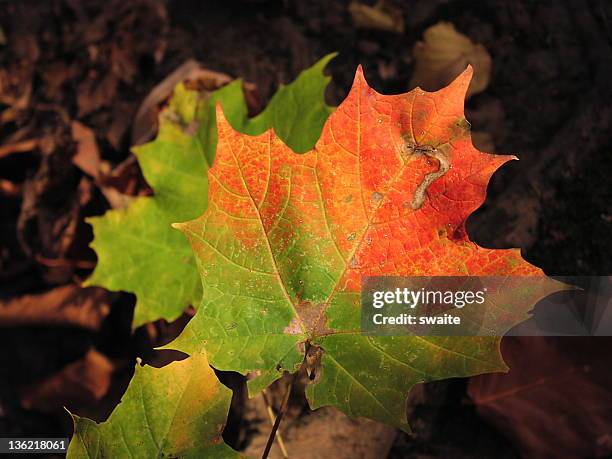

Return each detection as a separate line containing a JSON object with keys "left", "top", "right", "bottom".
{"left": 86, "top": 54, "right": 335, "bottom": 328}
{"left": 167, "top": 66, "right": 563, "bottom": 430}
{"left": 67, "top": 351, "right": 241, "bottom": 458}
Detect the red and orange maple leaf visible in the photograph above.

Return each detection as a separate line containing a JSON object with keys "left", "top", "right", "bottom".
{"left": 168, "top": 66, "right": 561, "bottom": 430}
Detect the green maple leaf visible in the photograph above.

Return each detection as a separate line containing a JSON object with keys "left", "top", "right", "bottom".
{"left": 86, "top": 54, "right": 336, "bottom": 328}
{"left": 67, "top": 351, "right": 241, "bottom": 458}
{"left": 166, "top": 67, "right": 564, "bottom": 431}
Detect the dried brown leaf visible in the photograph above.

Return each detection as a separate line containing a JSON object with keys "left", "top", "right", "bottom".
{"left": 469, "top": 337, "right": 612, "bottom": 458}
{"left": 411, "top": 22, "right": 491, "bottom": 98}
{"left": 349, "top": 1, "right": 404, "bottom": 34}
{"left": 0, "top": 138, "right": 38, "bottom": 159}
{"left": 0, "top": 284, "right": 112, "bottom": 330}
{"left": 71, "top": 121, "right": 102, "bottom": 179}
{"left": 19, "top": 349, "right": 114, "bottom": 413}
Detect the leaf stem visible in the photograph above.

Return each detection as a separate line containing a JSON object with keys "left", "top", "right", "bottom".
{"left": 261, "top": 389, "right": 289, "bottom": 458}
{"left": 261, "top": 372, "right": 296, "bottom": 459}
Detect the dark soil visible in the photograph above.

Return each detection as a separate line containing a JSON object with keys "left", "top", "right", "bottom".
{"left": 1, "top": 0, "right": 611, "bottom": 457}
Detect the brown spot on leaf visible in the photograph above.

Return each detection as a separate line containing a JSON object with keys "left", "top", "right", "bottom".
{"left": 283, "top": 300, "right": 334, "bottom": 339}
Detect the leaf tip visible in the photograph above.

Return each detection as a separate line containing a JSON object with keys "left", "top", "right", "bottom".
{"left": 214, "top": 102, "right": 238, "bottom": 140}
{"left": 464, "top": 63, "right": 475, "bottom": 78}
{"left": 214, "top": 102, "right": 229, "bottom": 127}
{"left": 171, "top": 220, "right": 194, "bottom": 239}
{"left": 354, "top": 64, "right": 367, "bottom": 85}
{"left": 64, "top": 406, "right": 75, "bottom": 419}
{"left": 64, "top": 406, "right": 81, "bottom": 429}
{"left": 324, "top": 51, "right": 339, "bottom": 63}
{"left": 171, "top": 221, "right": 185, "bottom": 231}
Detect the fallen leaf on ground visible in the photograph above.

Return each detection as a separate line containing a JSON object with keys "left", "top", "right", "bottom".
{"left": 70, "top": 120, "right": 139, "bottom": 209}
{"left": 19, "top": 349, "right": 114, "bottom": 413}
{"left": 18, "top": 171, "right": 94, "bottom": 283}
{"left": 0, "top": 138, "right": 38, "bottom": 159}
{"left": 0, "top": 284, "right": 112, "bottom": 330}
{"left": 71, "top": 121, "right": 102, "bottom": 179}
{"left": 469, "top": 336, "right": 612, "bottom": 459}
{"left": 411, "top": 22, "right": 491, "bottom": 98}
{"left": 349, "top": 1, "right": 404, "bottom": 33}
